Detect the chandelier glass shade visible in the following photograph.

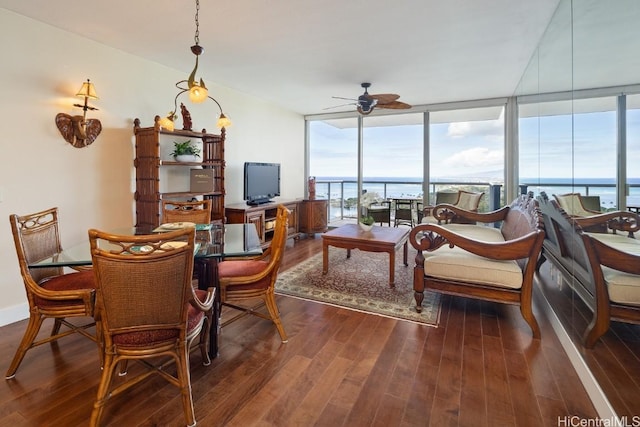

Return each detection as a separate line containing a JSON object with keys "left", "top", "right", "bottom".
{"left": 159, "top": 0, "right": 230, "bottom": 131}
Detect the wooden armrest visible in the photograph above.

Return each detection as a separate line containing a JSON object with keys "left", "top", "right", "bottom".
{"left": 409, "top": 223, "right": 543, "bottom": 261}
{"left": 35, "top": 280, "right": 96, "bottom": 304}
{"left": 573, "top": 210, "right": 639, "bottom": 236}
{"left": 190, "top": 287, "right": 215, "bottom": 312}
{"left": 421, "top": 205, "right": 436, "bottom": 218}
{"left": 583, "top": 234, "right": 640, "bottom": 275}
{"left": 432, "top": 204, "right": 509, "bottom": 224}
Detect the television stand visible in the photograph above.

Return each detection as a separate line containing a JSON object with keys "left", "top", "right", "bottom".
{"left": 246, "top": 199, "right": 273, "bottom": 206}
{"left": 225, "top": 200, "right": 300, "bottom": 248}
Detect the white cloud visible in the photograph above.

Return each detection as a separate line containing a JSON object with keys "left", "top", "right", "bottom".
{"left": 447, "top": 120, "right": 503, "bottom": 141}
{"left": 443, "top": 147, "right": 504, "bottom": 168}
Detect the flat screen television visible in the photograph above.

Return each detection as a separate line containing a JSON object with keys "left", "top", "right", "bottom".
{"left": 243, "top": 162, "right": 281, "bottom": 205}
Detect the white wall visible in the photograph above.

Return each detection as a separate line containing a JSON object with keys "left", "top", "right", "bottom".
{"left": 0, "top": 9, "right": 304, "bottom": 326}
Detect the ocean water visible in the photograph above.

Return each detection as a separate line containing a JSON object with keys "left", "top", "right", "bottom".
{"left": 314, "top": 176, "right": 640, "bottom": 219}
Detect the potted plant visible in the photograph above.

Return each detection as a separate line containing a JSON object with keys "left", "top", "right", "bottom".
{"left": 170, "top": 140, "right": 201, "bottom": 162}
{"left": 359, "top": 214, "right": 375, "bottom": 231}
{"left": 359, "top": 191, "right": 379, "bottom": 231}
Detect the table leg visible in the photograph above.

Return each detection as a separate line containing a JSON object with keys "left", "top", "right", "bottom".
{"left": 403, "top": 240, "right": 408, "bottom": 266}
{"left": 389, "top": 249, "right": 395, "bottom": 287}
{"left": 197, "top": 258, "right": 219, "bottom": 359}
{"left": 322, "top": 241, "right": 329, "bottom": 274}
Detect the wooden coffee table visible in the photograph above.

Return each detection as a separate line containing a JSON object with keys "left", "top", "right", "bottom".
{"left": 322, "top": 224, "right": 410, "bottom": 286}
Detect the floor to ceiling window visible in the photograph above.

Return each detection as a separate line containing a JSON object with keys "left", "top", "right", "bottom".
{"left": 627, "top": 94, "right": 640, "bottom": 206}
{"left": 307, "top": 114, "right": 424, "bottom": 220}
{"left": 361, "top": 113, "right": 423, "bottom": 199}
{"left": 519, "top": 96, "right": 618, "bottom": 209}
{"left": 429, "top": 105, "right": 505, "bottom": 210}
{"left": 308, "top": 117, "right": 358, "bottom": 219}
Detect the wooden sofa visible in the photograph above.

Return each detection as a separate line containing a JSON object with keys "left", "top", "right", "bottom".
{"left": 537, "top": 193, "right": 640, "bottom": 348}
{"left": 408, "top": 194, "right": 545, "bottom": 338}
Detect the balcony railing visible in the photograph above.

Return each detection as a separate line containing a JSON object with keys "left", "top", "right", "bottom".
{"left": 313, "top": 179, "right": 640, "bottom": 223}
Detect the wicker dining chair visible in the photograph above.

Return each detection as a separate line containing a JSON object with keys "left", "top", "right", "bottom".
{"left": 6, "top": 207, "right": 97, "bottom": 379}
{"left": 217, "top": 204, "right": 289, "bottom": 342}
{"left": 88, "top": 227, "right": 214, "bottom": 427}
{"left": 162, "top": 199, "right": 212, "bottom": 224}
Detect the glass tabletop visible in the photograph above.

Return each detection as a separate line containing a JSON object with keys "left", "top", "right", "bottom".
{"left": 29, "top": 223, "right": 262, "bottom": 269}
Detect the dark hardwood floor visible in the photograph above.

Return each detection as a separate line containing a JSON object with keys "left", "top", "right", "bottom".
{"left": 0, "top": 235, "right": 598, "bottom": 426}
{"left": 537, "top": 262, "right": 640, "bottom": 419}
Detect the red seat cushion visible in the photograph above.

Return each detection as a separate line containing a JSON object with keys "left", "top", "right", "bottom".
{"left": 35, "top": 270, "right": 96, "bottom": 308}
{"left": 112, "top": 290, "right": 207, "bottom": 347}
{"left": 217, "top": 259, "right": 271, "bottom": 291}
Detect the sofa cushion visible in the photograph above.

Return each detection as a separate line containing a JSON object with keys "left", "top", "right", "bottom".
{"left": 442, "top": 223, "right": 505, "bottom": 242}
{"left": 602, "top": 267, "right": 640, "bottom": 307}
{"left": 586, "top": 232, "right": 640, "bottom": 256}
{"left": 421, "top": 223, "right": 523, "bottom": 289}
{"left": 585, "top": 232, "right": 640, "bottom": 306}
{"left": 457, "top": 191, "right": 483, "bottom": 211}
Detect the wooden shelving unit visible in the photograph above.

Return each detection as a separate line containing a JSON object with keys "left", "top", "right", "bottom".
{"left": 133, "top": 117, "right": 225, "bottom": 228}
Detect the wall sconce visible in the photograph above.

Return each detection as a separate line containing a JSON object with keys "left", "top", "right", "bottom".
{"left": 55, "top": 79, "right": 102, "bottom": 148}
{"left": 157, "top": 0, "right": 231, "bottom": 132}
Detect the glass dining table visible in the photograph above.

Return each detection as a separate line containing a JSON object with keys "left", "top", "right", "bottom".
{"left": 28, "top": 223, "right": 262, "bottom": 358}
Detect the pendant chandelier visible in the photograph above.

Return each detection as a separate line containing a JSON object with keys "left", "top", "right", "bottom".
{"left": 158, "top": 0, "right": 231, "bottom": 131}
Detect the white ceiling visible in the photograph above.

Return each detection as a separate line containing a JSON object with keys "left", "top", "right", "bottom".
{"left": 1, "top": 0, "right": 563, "bottom": 115}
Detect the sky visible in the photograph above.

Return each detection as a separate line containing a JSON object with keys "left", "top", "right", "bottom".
{"left": 309, "top": 100, "right": 640, "bottom": 182}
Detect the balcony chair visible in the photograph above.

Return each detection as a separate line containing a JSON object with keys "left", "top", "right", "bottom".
{"left": 161, "top": 199, "right": 212, "bottom": 224}
{"left": 422, "top": 190, "right": 484, "bottom": 224}
{"left": 6, "top": 207, "right": 97, "bottom": 379}
{"left": 393, "top": 199, "right": 415, "bottom": 227}
{"left": 217, "top": 205, "right": 289, "bottom": 342}
{"left": 553, "top": 192, "right": 601, "bottom": 217}
{"left": 416, "top": 200, "right": 424, "bottom": 223}
{"left": 366, "top": 200, "right": 391, "bottom": 226}
{"left": 554, "top": 192, "right": 606, "bottom": 232}
{"left": 88, "top": 227, "right": 214, "bottom": 427}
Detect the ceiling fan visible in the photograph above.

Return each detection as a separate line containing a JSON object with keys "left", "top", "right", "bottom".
{"left": 329, "top": 82, "right": 412, "bottom": 115}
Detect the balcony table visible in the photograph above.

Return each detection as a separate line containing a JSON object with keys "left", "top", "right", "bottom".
{"left": 28, "top": 223, "right": 262, "bottom": 358}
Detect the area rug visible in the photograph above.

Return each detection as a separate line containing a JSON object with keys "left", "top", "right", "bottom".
{"left": 275, "top": 248, "right": 441, "bottom": 326}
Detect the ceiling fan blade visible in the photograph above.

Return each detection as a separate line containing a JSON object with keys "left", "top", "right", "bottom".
{"left": 323, "top": 102, "right": 357, "bottom": 110}
{"left": 332, "top": 96, "right": 358, "bottom": 101}
{"left": 376, "top": 101, "right": 412, "bottom": 110}
{"left": 368, "top": 93, "right": 400, "bottom": 104}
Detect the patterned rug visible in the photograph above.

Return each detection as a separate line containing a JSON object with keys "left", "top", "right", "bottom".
{"left": 275, "top": 247, "right": 441, "bottom": 326}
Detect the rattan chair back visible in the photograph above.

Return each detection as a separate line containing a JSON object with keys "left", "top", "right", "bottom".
{"left": 218, "top": 205, "right": 290, "bottom": 342}
{"left": 88, "top": 227, "right": 204, "bottom": 426}
{"left": 11, "top": 207, "right": 64, "bottom": 284}
{"left": 6, "top": 207, "right": 96, "bottom": 379}
{"left": 162, "top": 199, "right": 212, "bottom": 224}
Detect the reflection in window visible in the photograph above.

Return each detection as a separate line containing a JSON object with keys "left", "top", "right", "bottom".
{"left": 627, "top": 94, "right": 640, "bottom": 209}
{"left": 519, "top": 97, "right": 617, "bottom": 210}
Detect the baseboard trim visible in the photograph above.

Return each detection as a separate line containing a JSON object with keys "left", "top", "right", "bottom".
{"left": 0, "top": 303, "right": 28, "bottom": 327}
